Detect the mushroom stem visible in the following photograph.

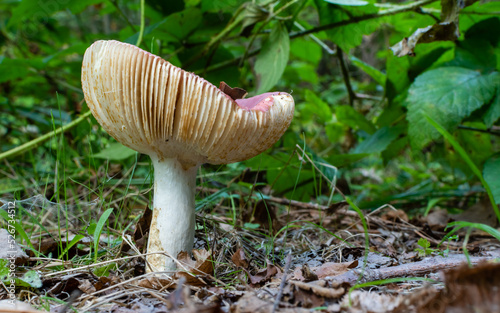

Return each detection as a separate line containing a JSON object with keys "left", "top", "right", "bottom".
{"left": 146, "top": 156, "right": 198, "bottom": 273}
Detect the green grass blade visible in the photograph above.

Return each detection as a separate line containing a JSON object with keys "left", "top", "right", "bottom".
{"left": 446, "top": 221, "right": 500, "bottom": 241}
{"left": 0, "top": 110, "right": 92, "bottom": 162}
{"left": 59, "top": 235, "right": 85, "bottom": 259}
{"left": 93, "top": 208, "right": 114, "bottom": 262}
{"left": 425, "top": 115, "right": 500, "bottom": 224}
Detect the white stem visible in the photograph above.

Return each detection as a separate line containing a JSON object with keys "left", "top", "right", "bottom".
{"left": 146, "top": 156, "right": 198, "bottom": 273}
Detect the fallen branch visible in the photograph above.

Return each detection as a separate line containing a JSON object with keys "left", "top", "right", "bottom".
{"left": 326, "top": 255, "right": 495, "bottom": 286}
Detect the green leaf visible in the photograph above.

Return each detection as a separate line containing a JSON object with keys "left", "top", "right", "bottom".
{"left": 353, "top": 125, "right": 404, "bottom": 154}
{"left": 0, "top": 259, "right": 42, "bottom": 288}
{"left": 327, "top": 153, "right": 369, "bottom": 167}
{"left": 324, "top": 0, "right": 368, "bottom": 6}
{"left": 385, "top": 51, "right": 410, "bottom": 103}
{"left": 201, "top": 0, "right": 245, "bottom": 12}
{"left": 483, "top": 81, "right": 500, "bottom": 127}
{"left": 8, "top": 0, "right": 102, "bottom": 26}
{"left": 93, "top": 143, "right": 137, "bottom": 161}
{"left": 255, "top": 22, "right": 290, "bottom": 93}
{"left": 290, "top": 38, "right": 322, "bottom": 65}
{"left": 484, "top": 154, "right": 500, "bottom": 204}
{"left": 335, "top": 105, "right": 376, "bottom": 134}
{"left": 94, "top": 208, "right": 114, "bottom": 262}
{"left": 0, "top": 57, "right": 30, "bottom": 83}
{"left": 350, "top": 55, "right": 386, "bottom": 86}
{"left": 417, "top": 238, "right": 430, "bottom": 249}
{"left": 304, "top": 90, "right": 332, "bottom": 123}
{"left": 316, "top": 0, "right": 379, "bottom": 51}
{"left": 157, "top": 8, "right": 202, "bottom": 42}
{"left": 407, "top": 67, "right": 497, "bottom": 149}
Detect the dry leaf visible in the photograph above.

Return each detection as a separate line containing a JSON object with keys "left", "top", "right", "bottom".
{"left": 232, "top": 248, "right": 250, "bottom": 268}
{"left": 232, "top": 293, "right": 309, "bottom": 313}
{"left": 248, "top": 261, "right": 280, "bottom": 286}
{"left": 293, "top": 261, "right": 354, "bottom": 281}
{"left": 219, "top": 81, "right": 248, "bottom": 100}
{"left": 381, "top": 209, "right": 409, "bottom": 223}
{"left": 176, "top": 249, "right": 214, "bottom": 286}
{"left": 300, "top": 264, "right": 318, "bottom": 282}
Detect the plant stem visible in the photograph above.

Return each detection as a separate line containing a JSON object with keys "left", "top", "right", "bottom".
{"left": 0, "top": 110, "right": 92, "bottom": 163}
{"left": 337, "top": 47, "right": 356, "bottom": 106}
{"left": 135, "top": 0, "right": 145, "bottom": 47}
{"left": 458, "top": 125, "right": 500, "bottom": 137}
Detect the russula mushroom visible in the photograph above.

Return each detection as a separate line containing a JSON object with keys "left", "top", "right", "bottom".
{"left": 81, "top": 40, "right": 294, "bottom": 273}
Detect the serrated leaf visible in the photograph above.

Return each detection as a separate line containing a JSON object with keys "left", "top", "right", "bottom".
{"left": 335, "top": 105, "right": 376, "bottom": 134}
{"left": 484, "top": 154, "right": 500, "bottom": 204}
{"left": 407, "top": 67, "right": 497, "bottom": 149}
{"left": 254, "top": 22, "right": 290, "bottom": 93}
{"left": 483, "top": 75, "right": 500, "bottom": 127}
{"left": 93, "top": 143, "right": 137, "bottom": 161}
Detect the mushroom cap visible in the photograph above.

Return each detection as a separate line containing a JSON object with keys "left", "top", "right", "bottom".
{"left": 82, "top": 40, "right": 294, "bottom": 168}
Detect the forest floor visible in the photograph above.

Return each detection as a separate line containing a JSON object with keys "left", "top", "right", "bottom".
{"left": 1, "top": 188, "right": 500, "bottom": 313}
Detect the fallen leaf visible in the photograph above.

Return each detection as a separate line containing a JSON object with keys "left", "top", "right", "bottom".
{"left": 232, "top": 293, "right": 309, "bottom": 313}
{"left": 248, "top": 261, "right": 280, "bottom": 286}
{"left": 232, "top": 248, "right": 250, "bottom": 268}
{"left": 381, "top": 209, "right": 409, "bottom": 223}
{"left": 300, "top": 264, "right": 318, "bottom": 282}
{"left": 291, "top": 280, "right": 345, "bottom": 300}
{"left": 293, "top": 261, "right": 354, "bottom": 281}
{"left": 176, "top": 249, "right": 214, "bottom": 286}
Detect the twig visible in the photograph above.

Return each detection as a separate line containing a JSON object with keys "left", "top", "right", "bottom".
{"left": 0, "top": 110, "right": 92, "bottom": 162}
{"left": 326, "top": 255, "right": 494, "bottom": 285}
{"left": 197, "top": 0, "right": 438, "bottom": 74}
{"left": 272, "top": 252, "right": 292, "bottom": 313}
{"left": 458, "top": 125, "right": 500, "bottom": 137}
{"left": 337, "top": 47, "right": 356, "bottom": 106}
{"left": 290, "top": 0, "right": 438, "bottom": 38}
{"left": 293, "top": 21, "right": 335, "bottom": 55}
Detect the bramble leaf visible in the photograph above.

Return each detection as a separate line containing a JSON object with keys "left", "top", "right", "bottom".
{"left": 407, "top": 67, "right": 497, "bottom": 149}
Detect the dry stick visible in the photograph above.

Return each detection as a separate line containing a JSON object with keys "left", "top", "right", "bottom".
{"left": 272, "top": 252, "right": 293, "bottom": 313}
{"left": 196, "top": 186, "right": 358, "bottom": 217}
{"left": 326, "top": 255, "right": 494, "bottom": 286}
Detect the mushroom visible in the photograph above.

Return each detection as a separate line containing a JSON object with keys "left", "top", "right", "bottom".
{"left": 81, "top": 40, "right": 294, "bottom": 273}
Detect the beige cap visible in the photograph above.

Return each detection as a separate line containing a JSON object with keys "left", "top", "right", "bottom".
{"left": 82, "top": 40, "right": 294, "bottom": 169}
